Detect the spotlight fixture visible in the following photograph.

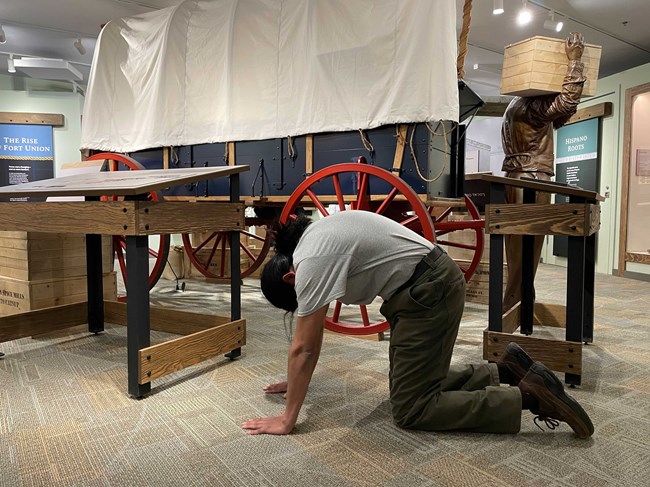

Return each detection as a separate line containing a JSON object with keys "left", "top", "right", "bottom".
{"left": 493, "top": 0, "right": 504, "bottom": 15}
{"left": 517, "top": 0, "right": 532, "bottom": 26}
{"left": 7, "top": 54, "right": 15, "bottom": 73}
{"left": 74, "top": 36, "right": 86, "bottom": 55}
{"left": 544, "top": 10, "right": 564, "bottom": 32}
{"left": 0, "top": 25, "right": 6, "bottom": 44}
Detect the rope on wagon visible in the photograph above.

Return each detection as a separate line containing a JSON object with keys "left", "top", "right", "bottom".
{"left": 358, "top": 128, "right": 375, "bottom": 156}
{"left": 408, "top": 121, "right": 450, "bottom": 183}
{"left": 287, "top": 135, "right": 296, "bottom": 160}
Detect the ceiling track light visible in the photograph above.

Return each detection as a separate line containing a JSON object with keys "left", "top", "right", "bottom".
{"left": 7, "top": 54, "right": 15, "bottom": 73}
{"left": 0, "top": 25, "right": 6, "bottom": 44}
{"left": 493, "top": 0, "right": 504, "bottom": 15}
{"left": 74, "top": 36, "right": 86, "bottom": 55}
{"left": 544, "top": 10, "right": 564, "bottom": 33}
{"left": 517, "top": 0, "right": 532, "bottom": 26}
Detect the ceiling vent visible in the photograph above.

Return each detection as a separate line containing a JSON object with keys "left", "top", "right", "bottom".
{"left": 13, "top": 58, "right": 82, "bottom": 81}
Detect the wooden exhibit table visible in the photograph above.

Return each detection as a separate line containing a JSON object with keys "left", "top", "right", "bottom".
{"left": 0, "top": 166, "right": 248, "bottom": 397}
{"left": 467, "top": 174, "right": 604, "bottom": 386}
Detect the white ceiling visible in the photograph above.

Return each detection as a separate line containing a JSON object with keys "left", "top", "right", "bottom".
{"left": 1, "top": 0, "right": 650, "bottom": 98}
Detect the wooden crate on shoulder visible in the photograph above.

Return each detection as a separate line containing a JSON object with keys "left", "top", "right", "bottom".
{"left": 500, "top": 35, "right": 601, "bottom": 97}
{"left": 0, "top": 272, "right": 117, "bottom": 316}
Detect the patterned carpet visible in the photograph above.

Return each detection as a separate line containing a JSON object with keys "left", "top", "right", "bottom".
{"left": 1, "top": 263, "right": 649, "bottom": 487}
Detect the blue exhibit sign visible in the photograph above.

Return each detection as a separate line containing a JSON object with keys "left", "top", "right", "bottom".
{"left": 553, "top": 117, "right": 601, "bottom": 257}
{"left": 0, "top": 124, "right": 54, "bottom": 201}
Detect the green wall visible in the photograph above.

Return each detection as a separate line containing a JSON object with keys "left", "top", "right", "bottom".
{"left": 541, "top": 61, "right": 650, "bottom": 277}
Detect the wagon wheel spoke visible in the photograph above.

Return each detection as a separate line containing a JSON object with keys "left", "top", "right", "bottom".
{"left": 192, "top": 232, "right": 218, "bottom": 255}
{"left": 432, "top": 206, "right": 454, "bottom": 224}
{"left": 332, "top": 301, "right": 342, "bottom": 321}
{"left": 332, "top": 174, "right": 346, "bottom": 211}
{"left": 375, "top": 187, "right": 399, "bottom": 216}
{"left": 206, "top": 234, "right": 222, "bottom": 263}
{"left": 398, "top": 214, "right": 420, "bottom": 229}
{"left": 306, "top": 188, "right": 330, "bottom": 217}
{"left": 241, "top": 229, "right": 266, "bottom": 243}
{"left": 359, "top": 305, "right": 371, "bottom": 327}
{"left": 353, "top": 172, "right": 370, "bottom": 210}
{"left": 436, "top": 239, "right": 478, "bottom": 251}
{"left": 114, "top": 238, "right": 127, "bottom": 284}
{"left": 239, "top": 240, "right": 257, "bottom": 261}
{"left": 219, "top": 235, "right": 228, "bottom": 278}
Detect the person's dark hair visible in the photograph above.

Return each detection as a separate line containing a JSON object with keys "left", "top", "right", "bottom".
{"left": 260, "top": 215, "right": 312, "bottom": 312}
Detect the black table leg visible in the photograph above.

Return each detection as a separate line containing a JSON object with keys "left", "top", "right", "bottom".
{"left": 226, "top": 172, "right": 241, "bottom": 360}
{"left": 86, "top": 233, "right": 105, "bottom": 334}
{"left": 488, "top": 183, "right": 506, "bottom": 333}
{"left": 566, "top": 234, "right": 586, "bottom": 386}
{"left": 583, "top": 233, "right": 596, "bottom": 344}
{"left": 126, "top": 234, "right": 151, "bottom": 398}
{"left": 520, "top": 188, "right": 536, "bottom": 335}
{"left": 520, "top": 234, "right": 535, "bottom": 335}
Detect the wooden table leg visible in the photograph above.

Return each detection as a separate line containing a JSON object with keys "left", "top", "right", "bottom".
{"left": 126, "top": 234, "right": 151, "bottom": 398}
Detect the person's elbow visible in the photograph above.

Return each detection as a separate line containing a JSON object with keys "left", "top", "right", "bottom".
{"left": 289, "top": 342, "right": 319, "bottom": 365}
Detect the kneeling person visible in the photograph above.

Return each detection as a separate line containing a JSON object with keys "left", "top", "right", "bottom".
{"left": 242, "top": 211, "right": 593, "bottom": 438}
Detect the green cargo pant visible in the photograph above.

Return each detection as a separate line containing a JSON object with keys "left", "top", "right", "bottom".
{"left": 380, "top": 250, "right": 522, "bottom": 434}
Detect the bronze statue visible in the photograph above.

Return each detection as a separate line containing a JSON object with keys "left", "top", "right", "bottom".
{"left": 501, "top": 32, "right": 586, "bottom": 312}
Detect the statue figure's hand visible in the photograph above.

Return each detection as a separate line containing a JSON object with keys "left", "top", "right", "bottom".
{"left": 566, "top": 32, "right": 585, "bottom": 61}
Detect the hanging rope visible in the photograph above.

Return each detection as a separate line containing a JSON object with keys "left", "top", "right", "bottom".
{"left": 170, "top": 146, "right": 179, "bottom": 167}
{"left": 358, "top": 128, "right": 375, "bottom": 156}
{"left": 408, "top": 121, "right": 450, "bottom": 183}
{"left": 456, "top": 0, "right": 472, "bottom": 79}
{"left": 287, "top": 135, "right": 296, "bottom": 159}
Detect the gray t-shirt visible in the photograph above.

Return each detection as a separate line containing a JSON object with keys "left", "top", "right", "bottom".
{"left": 293, "top": 211, "right": 433, "bottom": 316}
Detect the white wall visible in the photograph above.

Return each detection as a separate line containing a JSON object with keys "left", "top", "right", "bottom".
{"left": 0, "top": 75, "right": 84, "bottom": 176}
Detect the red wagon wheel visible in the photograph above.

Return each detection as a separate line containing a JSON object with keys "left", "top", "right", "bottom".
{"left": 87, "top": 152, "right": 171, "bottom": 299}
{"left": 280, "top": 162, "right": 435, "bottom": 336}
{"left": 428, "top": 195, "right": 484, "bottom": 282}
{"left": 181, "top": 221, "right": 273, "bottom": 282}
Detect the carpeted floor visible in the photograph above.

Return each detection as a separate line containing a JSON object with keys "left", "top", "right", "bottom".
{"left": 1, "top": 263, "right": 649, "bottom": 487}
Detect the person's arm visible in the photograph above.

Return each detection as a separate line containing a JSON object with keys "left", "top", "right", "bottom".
{"left": 242, "top": 305, "right": 328, "bottom": 435}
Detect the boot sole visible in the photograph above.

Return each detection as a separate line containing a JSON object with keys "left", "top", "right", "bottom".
{"left": 527, "top": 363, "right": 594, "bottom": 438}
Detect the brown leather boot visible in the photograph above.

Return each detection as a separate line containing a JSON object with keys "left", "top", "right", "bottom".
{"left": 518, "top": 362, "right": 594, "bottom": 439}
{"left": 497, "top": 342, "right": 533, "bottom": 385}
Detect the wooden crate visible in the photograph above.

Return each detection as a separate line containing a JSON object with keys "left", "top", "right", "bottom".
{"left": 457, "top": 260, "right": 508, "bottom": 305}
{"left": 500, "top": 35, "right": 601, "bottom": 97}
{"left": 0, "top": 232, "right": 113, "bottom": 281}
{"left": 0, "top": 272, "right": 117, "bottom": 316}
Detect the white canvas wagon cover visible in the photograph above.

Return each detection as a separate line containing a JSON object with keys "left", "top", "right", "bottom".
{"left": 80, "top": 0, "right": 459, "bottom": 152}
